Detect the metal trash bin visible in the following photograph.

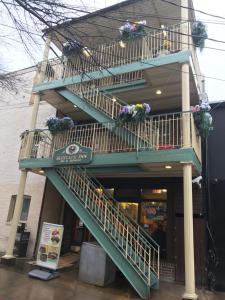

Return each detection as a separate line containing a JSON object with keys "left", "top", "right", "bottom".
{"left": 78, "top": 242, "right": 116, "bottom": 286}
{"left": 14, "top": 225, "right": 30, "bottom": 257}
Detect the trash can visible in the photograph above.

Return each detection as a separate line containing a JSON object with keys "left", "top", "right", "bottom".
{"left": 78, "top": 242, "right": 116, "bottom": 286}
{"left": 14, "top": 225, "right": 30, "bottom": 257}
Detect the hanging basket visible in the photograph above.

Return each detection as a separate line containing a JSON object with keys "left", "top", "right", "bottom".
{"left": 192, "top": 21, "right": 208, "bottom": 51}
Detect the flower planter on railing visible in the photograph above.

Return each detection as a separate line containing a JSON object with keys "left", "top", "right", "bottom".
{"left": 116, "top": 103, "right": 151, "bottom": 127}
{"left": 46, "top": 116, "right": 74, "bottom": 133}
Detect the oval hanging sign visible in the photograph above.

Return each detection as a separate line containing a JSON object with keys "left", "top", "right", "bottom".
{"left": 53, "top": 143, "right": 92, "bottom": 165}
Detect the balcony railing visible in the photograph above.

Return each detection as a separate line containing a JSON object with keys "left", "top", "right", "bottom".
{"left": 19, "top": 112, "right": 201, "bottom": 163}
{"left": 42, "top": 23, "right": 184, "bottom": 83}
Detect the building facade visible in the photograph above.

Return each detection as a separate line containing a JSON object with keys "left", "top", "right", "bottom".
{"left": 2, "top": 1, "right": 205, "bottom": 299}
{"left": 0, "top": 67, "right": 55, "bottom": 256}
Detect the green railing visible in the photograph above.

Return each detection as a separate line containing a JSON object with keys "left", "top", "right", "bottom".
{"left": 57, "top": 166, "right": 160, "bottom": 285}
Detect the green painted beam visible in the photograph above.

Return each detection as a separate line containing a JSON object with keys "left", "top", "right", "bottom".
{"left": 58, "top": 89, "right": 110, "bottom": 123}
{"left": 19, "top": 148, "right": 201, "bottom": 173}
{"left": 33, "top": 51, "right": 191, "bottom": 93}
{"left": 99, "top": 79, "right": 147, "bottom": 94}
{"left": 46, "top": 169, "right": 150, "bottom": 299}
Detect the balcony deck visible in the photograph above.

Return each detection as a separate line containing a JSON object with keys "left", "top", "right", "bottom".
{"left": 34, "top": 23, "right": 202, "bottom": 96}
{"left": 19, "top": 112, "right": 201, "bottom": 176}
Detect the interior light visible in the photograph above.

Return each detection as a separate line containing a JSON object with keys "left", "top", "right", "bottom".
{"left": 73, "top": 105, "right": 77, "bottom": 108}
{"left": 156, "top": 89, "right": 162, "bottom": 95}
{"left": 82, "top": 47, "right": 92, "bottom": 58}
{"left": 39, "top": 170, "right": 45, "bottom": 174}
{"left": 161, "top": 24, "right": 167, "bottom": 37}
{"left": 119, "top": 40, "right": 126, "bottom": 48}
{"left": 165, "top": 165, "right": 172, "bottom": 169}
{"left": 162, "top": 189, "right": 167, "bottom": 193}
{"left": 112, "top": 97, "right": 117, "bottom": 102}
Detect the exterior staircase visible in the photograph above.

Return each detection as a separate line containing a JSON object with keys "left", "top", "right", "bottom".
{"left": 57, "top": 84, "right": 155, "bottom": 149}
{"left": 46, "top": 166, "right": 160, "bottom": 299}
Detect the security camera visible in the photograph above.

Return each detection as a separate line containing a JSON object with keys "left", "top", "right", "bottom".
{"left": 192, "top": 176, "right": 202, "bottom": 189}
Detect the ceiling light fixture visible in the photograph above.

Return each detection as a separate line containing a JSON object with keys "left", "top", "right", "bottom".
{"left": 165, "top": 165, "right": 172, "bottom": 169}
{"left": 119, "top": 40, "right": 126, "bottom": 48}
{"left": 82, "top": 47, "right": 92, "bottom": 58}
{"left": 156, "top": 89, "right": 162, "bottom": 95}
{"left": 112, "top": 97, "right": 117, "bottom": 102}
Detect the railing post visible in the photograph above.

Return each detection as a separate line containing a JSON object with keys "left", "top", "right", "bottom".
{"left": 148, "top": 247, "right": 151, "bottom": 286}
{"left": 103, "top": 202, "right": 108, "bottom": 231}
{"left": 125, "top": 225, "right": 129, "bottom": 258}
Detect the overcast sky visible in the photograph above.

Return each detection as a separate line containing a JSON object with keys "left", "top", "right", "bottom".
{"left": 0, "top": 0, "right": 224, "bottom": 102}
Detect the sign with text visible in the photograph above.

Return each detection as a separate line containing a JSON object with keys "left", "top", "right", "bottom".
{"left": 53, "top": 142, "right": 92, "bottom": 165}
{"left": 36, "top": 222, "right": 64, "bottom": 270}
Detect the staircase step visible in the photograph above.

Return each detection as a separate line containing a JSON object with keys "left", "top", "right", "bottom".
{"left": 46, "top": 167, "right": 159, "bottom": 299}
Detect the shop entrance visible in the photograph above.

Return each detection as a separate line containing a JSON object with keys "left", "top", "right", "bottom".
{"left": 117, "top": 188, "right": 167, "bottom": 259}
{"left": 61, "top": 202, "right": 91, "bottom": 255}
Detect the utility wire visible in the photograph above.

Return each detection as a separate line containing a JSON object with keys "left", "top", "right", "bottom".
{"left": 53, "top": 6, "right": 225, "bottom": 46}
{"left": 159, "top": 0, "right": 225, "bottom": 21}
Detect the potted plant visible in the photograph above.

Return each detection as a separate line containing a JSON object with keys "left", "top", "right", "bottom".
{"left": 116, "top": 103, "right": 151, "bottom": 127}
{"left": 119, "top": 20, "right": 146, "bottom": 42}
{"left": 191, "top": 102, "right": 213, "bottom": 138}
{"left": 62, "top": 40, "right": 83, "bottom": 56}
{"left": 192, "top": 21, "right": 208, "bottom": 51}
{"left": 46, "top": 116, "right": 74, "bottom": 133}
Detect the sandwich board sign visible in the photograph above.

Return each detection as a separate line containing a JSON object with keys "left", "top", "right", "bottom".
{"left": 36, "top": 222, "right": 64, "bottom": 270}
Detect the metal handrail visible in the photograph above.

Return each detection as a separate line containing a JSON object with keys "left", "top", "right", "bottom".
{"left": 57, "top": 166, "right": 160, "bottom": 284}
{"left": 18, "top": 111, "right": 201, "bottom": 161}
{"left": 41, "top": 23, "right": 185, "bottom": 83}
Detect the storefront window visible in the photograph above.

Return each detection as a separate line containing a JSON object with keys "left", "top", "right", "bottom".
{"left": 140, "top": 189, "right": 167, "bottom": 259}
{"left": 118, "top": 202, "right": 138, "bottom": 222}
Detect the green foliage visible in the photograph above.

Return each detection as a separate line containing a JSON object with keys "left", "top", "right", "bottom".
{"left": 192, "top": 21, "right": 208, "bottom": 51}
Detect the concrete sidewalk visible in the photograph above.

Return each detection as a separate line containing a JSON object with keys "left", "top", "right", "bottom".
{"left": 0, "top": 265, "right": 224, "bottom": 300}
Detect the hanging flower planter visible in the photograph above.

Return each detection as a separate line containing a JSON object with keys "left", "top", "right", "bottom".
{"left": 116, "top": 103, "right": 151, "bottom": 127}
{"left": 62, "top": 40, "right": 83, "bottom": 56}
{"left": 192, "top": 21, "right": 208, "bottom": 51}
{"left": 119, "top": 20, "right": 146, "bottom": 42}
{"left": 191, "top": 102, "right": 213, "bottom": 138}
{"left": 46, "top": 116, "right": 74, "bottom": 133}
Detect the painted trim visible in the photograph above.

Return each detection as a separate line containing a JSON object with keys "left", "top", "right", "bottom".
{"left": 58, "top": 89, "right": 111, "bottom": 124}
{"left": 19, "top": 148, "right": 201, "bottom": 173}
{"left": 99, "top": 79, "right": 147, "bottom": 94}
{"left": 33, "top": 51, "right": 191, "bottom": 92}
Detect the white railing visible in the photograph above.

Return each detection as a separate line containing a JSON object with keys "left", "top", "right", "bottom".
{"left": 68, "top": 83, "right": 155, "bottom": 147}
{"left": 42, "top": 23, "right": 184, "bottom": 83}
{"left": 19, "top": 122, "right": 157, "bottom": 160}
{"left": 191, "top": 114, "right": 202, "bottom": 162}
{"left": 19, "top": 112, "right": 201, "bottom": 161}
{"left": 57, "top": 166, "right": 160, "bottom": 285}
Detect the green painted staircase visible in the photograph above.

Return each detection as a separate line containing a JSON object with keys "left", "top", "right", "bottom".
{"left": 57, "top": 85, "right": 155, "bottom": 149}
{"left": 46, "top": 166, "right": 159, "bottom": 299}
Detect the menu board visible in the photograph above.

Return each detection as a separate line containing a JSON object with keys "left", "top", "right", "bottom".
{"left": 36, "top": 222, "right": 64, "bottom": 270}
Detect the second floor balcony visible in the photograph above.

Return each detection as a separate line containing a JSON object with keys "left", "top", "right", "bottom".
{"left": 19, "top": 112, "right": 201, "bottom": 176}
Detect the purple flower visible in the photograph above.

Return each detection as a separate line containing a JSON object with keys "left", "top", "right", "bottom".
{"left": 121, "top": 105, "right": 130, "bottom": 114}
{"left": 143, "top": 103, "right": 151, "bottom": 113}
{"left": 200, "top": 102, "right": 211, "bottom": 111}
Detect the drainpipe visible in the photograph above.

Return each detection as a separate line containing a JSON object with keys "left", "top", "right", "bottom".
{"left": 1, "top": 35, "right": 51, "bottom": 261}
{"left": 181, "top": 1, "right": 198, "bottom": 299}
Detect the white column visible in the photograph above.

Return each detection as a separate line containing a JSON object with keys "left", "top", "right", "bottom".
{"left": 2, "top": 35, "right": 51, "bottom": 260}
{"left": 181, "top": 1, "right": 198, "bottom": 299}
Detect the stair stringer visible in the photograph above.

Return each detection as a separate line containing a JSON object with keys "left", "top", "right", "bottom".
{"left": 46, "top": 168, "right": 150, "bottom": 299}
{"left": 57, "top": 88, "right": 151, "bottom": 150}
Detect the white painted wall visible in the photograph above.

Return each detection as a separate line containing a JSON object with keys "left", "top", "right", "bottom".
{"left": 0, "top": 66, "right": 55, "bottom": 257}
